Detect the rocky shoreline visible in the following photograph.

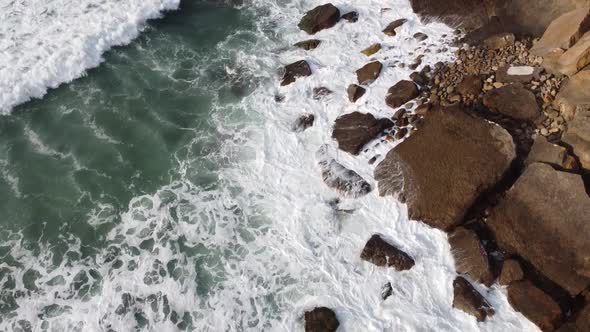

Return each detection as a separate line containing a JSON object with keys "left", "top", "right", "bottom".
{"left": 281, "top": 2, "right": 590, "bottom": 331}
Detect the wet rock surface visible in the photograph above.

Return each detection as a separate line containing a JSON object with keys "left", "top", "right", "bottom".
{"left": 449, "top": 227, "right": 494, "bottom": 285}
{"left": 298, "top": 4, "right": 341, "bottom": 35}
{"left": 281, "top": 60, "right": 312, "bottom": 86}
{"left": 385, "top": 80, "right": 419, "bottom": 109}
{"left": 452, "top": 276, "right": 495, "bottom": 322}
{"left": 332, "top": 112, "right": 393, "bottom": 155}
{"left": 361, "top": 234, "right": 415, "bottom": 270}
{"left": 304, "top": 307, "right": 339, "bottom": 332}
{"left": 356, "top": 61, "right": 383, "bottom": 85}
{"left": 508, "top": 280, "right": 563, "bottom": 331}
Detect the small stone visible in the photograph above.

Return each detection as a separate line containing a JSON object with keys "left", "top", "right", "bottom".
{"left": 341, "top": 11, "right": 359, "bottom": 23}
{"left": 313, "top": 87, "right": 333, "bottom": 100}
{"left": 381, "top": 282, "right": 393, "bottom": 300}
{"left": 414, "top": 32, "right": 428, "bottom": 41}
{"left": 383, "top": 19, "right": 407, "bottom": 36}
{"left": 361, "top": 43, "right": 382, "bottom": 56}
{"left": 493, "top": 82, "right": 504, "bottom": 89}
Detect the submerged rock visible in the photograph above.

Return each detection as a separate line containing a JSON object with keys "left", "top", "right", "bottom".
{"left": 341, "top": 11, "right": 359, "bottom": 23}
{"left": 304, "top": 307, "right": 339, "bottom": 332}
{"left": 281, "top": 60, "right": 312, "bottom": 86}
{"left": 385, "top": 80, "right": 419, "bottom": 109}
{"left": 317, "top": 145, "right": 371, "bottom": 198}
{"left": 452, "top": 276, "right": 495, "bottom": 322}
{"left": 507, "top": 280, "right": 563, "bottom": 331}
{"left": 356, "top": 61, "right": 383, "bottom": 85}
{"left": 312, "top": 87, "right": 333, "bottom": 100}
{"left": 361, "top": 234, "right": 415, "bottom": 270}
{"left": 332, "top": 112, "right": 393, "bottom": 155}
{"left": 293, "top": 114, "right": 315, "bottom": 132}
{"left": 298, "top": 4, "right": 341, "bottom": 35}
{"left": 375, "top": 106, "right": 515, "bottom": 231}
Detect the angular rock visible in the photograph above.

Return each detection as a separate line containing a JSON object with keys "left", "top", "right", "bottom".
{"left": 385, "top": 80, "right": 419, "bottom": 109}
{"left": 294, "top": 39, "right": 321, "bottom": 50}
{"left": 375, "top": 106, "right": 516, "bottom": 231}
{"left": 488, "top": 163, "right": 590, "bottom": 296}
{"left": 332, "top": 112, "right": 393, "bottom": 155}
{"left": 531, "top": 7, "right": 590, "bottom": 57}
{"left": 562, "top": 105, "right": 590, "bottom": 171}
{"left": 499, "top": 259, "right": 524, "bottom": 286}
{"left": 361, "top": 234, "right": 415, "bottom": 270}
{"left": 508, "top": 280, "right": 563, "bottom": 332}
{"left": 281, "top": 60, "right": 312, "bottom": 86}
{"left": 381, "top": 282, "right": 393, "bottom": 300}
{"left": 383, "top": 19, "right": 407, "bottom": 36}
{"left": 347, "top": 84, "right": 366, "bottom": 103}
{"left": 304, "top": 307, "right": 339, "bottom": 332}
{"left": 313, "top": 87, "right": 333, "bottom": 100}
{"left": 456, "top": 75, "right": 483, "bottom": 97}
{"left": 483, "top": 32, "right": 515, "bottom": 49}
{"left": 298, "top": 4, "right": 341, "bottom": 35}
{"left": 558, "top": 303, "right": 590, "bottom": 332}
{"left": 341, "top": 11, "right": 358, "bottom": 23}
{"left": 483, "top": 83, "right": 540, "bottom": 121}
{"left": 361, "top": 43, "right": 382, "bottom": 56}
{"left": 293, "top": 114, "right": 315, "bottom": 132}
{"left": 356, "top": 61, "right": 383, "bottom": 85}
{"left": 452, "top": 276, "right": 495, "bottom": 322}
{"left": 555, "top": 31, "right": 590, "bottom": 76}
{"left": 525, "top": 135, "right": 575, "bottom": 170}
{"left": 555, "top": 68, "right": 590, "bottom": 120}
{"left": 317, "top": 146, "right": 371, "bottom": 198}
{"left": 448, "top": 227, "right": 494, "bottom": 286}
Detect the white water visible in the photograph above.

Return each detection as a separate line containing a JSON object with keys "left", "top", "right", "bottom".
{"left": 0, "top": 0, "right": 180, "bottom": 114}
{"left": 0, "top": 0, "right": 540, "bottom": 331}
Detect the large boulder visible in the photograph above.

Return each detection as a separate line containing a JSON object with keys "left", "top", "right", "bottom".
{"left": 530, "top": 7, "right": 590, "bottom": 56}
{"left": 304, "top": 307, "right": 339, "bottom": 332}
{"left": 298, "top": 4, "right": 341, "bottom": 35}
{"left": 488, "top": 163, "right": 590, "bottom": 296}
{"left": 317, "top": 145, "right": 371, "bottom": 198}
{"left": 483, "top": 83, "right": 540, "bottom": 121}
{"left": 562, "top": 105, "right": 590, "bottom": 172}
{"left": 558, "top": 303, "right": 590, "bottom": 332}
{"left": 332, "top": 112, "right": 393, "bottom": 155}
{"left": 452, "top": 276, "right": 495, "bottom": 322}
{"left": 375, "top": 106, "right": 516, "bottom": 231}
{"left": 281, "top": 60, "right": 312, "bottom": 86}
{"left": 555, "top": 68, "right": 590, "bottom": 120}
{"left": 448, "top": 227, "right": 494, "bottom": 285}
{"left": 385, "top": 80, "right": 419, "bottom": 109}
{"left": 361, "top": 235, "right": 415, "bottom": 270}
{"left": 356, "top": 61, "right": 383, "bottom": 85}
{"left": 525, "top": 135, "right": 577, "bottom": 170}
{"left": 507, "top": 280, "right": 563, "bottom": 331}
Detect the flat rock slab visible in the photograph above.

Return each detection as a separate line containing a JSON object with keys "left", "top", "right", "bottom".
{"left": 332, "top": 112, "right": 393, "bottom": 155}
{"left": 483, "top": 83, "right": 540, "bottom": 121}
{"left": 452, "top": 276, "right": 495, "bottom": 322}
{"left": 361, "top": 235, "right": 415, "bottom": 270}
{"left": 304, "top": 307, "right": 339, "bottom": 332}
{"left": 488, "top": 163, "right": 590, "bottom": 296}
{"left": 375, "top": 106, "right": 516, "bottom": 231}
{"left": 356, "top": 61, "right": 383, "bottom": 85}
{"left": 531, "top": 7, "right": 590, "bottom": 57}
{"left": 298, "top": 4, "right": 340, "bottom": 35}
{"left": 562, "top": 105, "right": 590, "bottom": 171}
{"left": 508, "top": 280, "right": 563, "bottom": 332}
{"left": 449, "top": 227, "right": 494, "bottom": 285}
{"left": 281, "top": 60, "right": 312, "bottom": 86}
{"left": 385, "top": 80, "right": 419, "bottom": 109}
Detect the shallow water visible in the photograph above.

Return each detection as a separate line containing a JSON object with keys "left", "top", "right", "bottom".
{"left": 0, "top": 0, "right": 539, "bottom": 331}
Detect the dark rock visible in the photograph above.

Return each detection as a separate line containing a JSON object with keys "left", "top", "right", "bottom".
{"left": 332, "top": 112, "right": 393, "bottom": 155}
{"left": 298, "top": 4, "right": 341, "bottom": 35}
{"left": 304, "top": 307, "right": 339, "bottom": 332}
{"left": 499, "top": 259, "right": 524, "bottom": 286}
{"left": 375, "top": 106, "right": 516, "bottom": 231}
{"left": 558, "top": 303, "right": 590, "bottom": 332}
{"left": 341, "top": 11, "right": 358, "bottom": 23}
{"left": 413, "top": 32, "right": 428, "bottom": 41}
{"left": 483, "top": 83, "right": 540, "bottom": 121}
{"left": 356, "top": 61, "right": 383, "bottom": 85}
{"left": 394, "top": 128, "right": 408, "bottom": 139}
{"left": 448, "top": 227, "right": 494, "bottom": 286}
{"left": 409, "top": 0, "right": 491, "bottom": 30}
{"left": 381, "top": 282, "right": 393, "bottom": 300}
{"left": 562, "top": 105, "right": 590, "bottom": 172}
{"left": 368, "top": 156, "right": 378, "bottom": 165}
{"left": 452, "top": 276, "right": 495, "bottom": 322}
{"left": 456, "top": 75, "right": 483, "bottom": 97}
{"left": 383, "top": 19, "right": 407, "bottom": 36}
{"left": 275, "top": 94, "right": 285, "bottom": 102}
{"left": 488, "top": 163, "right": 590, "bottom": 296}
{"left": 347, "top": 84, "right": 366, "bottom": 103}
{"left": 313, "top": 87, "right": 333, "bottom": 100}
{"left": 507, "top": 280, "right": 563, "bottom": 331}
{"left": 281, "top": 60, "right": 312, "bottom": 86}
{"left": 293, "top": 114, "right": 315, "bottom": 132}
{"left": 410, "top": 72, "right": 428, "bottom": 86}
{"left": 385, "top": 80, "right": 419, "bottom": 109}
{"left": 483, "top": 32, "right": 515, "bottom": 49}
{"left": 361, "top": 43, "right": 381, "bottom": 56}
{"left": 294, "top": 39, "right": 321, "bottom": 50}
{"left": 317, "top": 145, "right": 371, "bottom": 198}
{"left": 361, "top": 235, "right": 415, "bottom": 270}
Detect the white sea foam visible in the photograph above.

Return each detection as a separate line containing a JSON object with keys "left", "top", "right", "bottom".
{"left": 0, "top": 0, "right": 180, "bottom": 114}
{"left": 0, "top": 0, "right": 541, "bottom": 331}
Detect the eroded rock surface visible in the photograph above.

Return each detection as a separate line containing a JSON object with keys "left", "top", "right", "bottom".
{"left": 361, "top": 235, "right": 415, "bottom": 270}
{"left": 452, "top": 276, "right": 495, "bottom": 322}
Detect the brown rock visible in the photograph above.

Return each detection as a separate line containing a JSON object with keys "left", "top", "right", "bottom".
{"left": 361, "top": 43, "right": 382, "bottom": 56}
{"left": 347, "top": 84, "right": 366, "bottom": 103}
{"left": 488, "top": 163, "right": 590, "bottom": 296}
{"left": 557, "top": 303, "right": 590, "bottom": 332}
{"left": 294, "top": 39, "right": 321, "bottom": 50}
{"left": 281, "top": 60, "right": 312, "bottom": 86}
{"left": 483, "top": 32, "right": 515, "bottom": 49}
{"left": 562, "top": 105, "right": 590, "bottom": 171}
{"left": 385, "top": 81, "right": 419, "bottom": 109}
{"left": 298, "top": 4, "right": 341, "bottom": 35}
{"left": 525, "top": 135, "right": 574, "bottom": 170}
{"left": 374, "top": 106, "right": 516, "bottom": 231}
{"left": 448, "top": 227, "right": 494, "bottom": 286}
{"left": 317, "top": 146, "right": 372, "bottom": 198}
{"left": 341, "top": 11, "right": 358, "bottom": 23}
{"left": 530, "top": 7, "right": 590, "bottom": 57}
{"left": 555, "top": 68, "right": 590, "bottom": 120}
{"left": 361, "top": 234, "right": 415, "bottom": 270}
{"left": 483, "top": 83, "right": 541, "bottom": 121}
{"left": 383, "top": 19, "right": 407, "bottom": 36}
{"left": 508, "top": 280, "right": 563, "bottom": 332}
{"left": 456, "top": 75, "right": 483, "bottom": 97}
{"left": 312, "top": 87, "right": 332, "bottom": 100}
{"left": 304, "top": 307, "right": 339, "bottom": 332}
{"left": 499, "top": 259, "right": 524, "bottom": 286}
{"left": 332, "top": 112, "right": 393, "bottom": 155}
{"left": 356, "top": 61, "right": 383, "bottom": 85}
{"left": 452, "top": 276, "right": 495, "bottom": 322}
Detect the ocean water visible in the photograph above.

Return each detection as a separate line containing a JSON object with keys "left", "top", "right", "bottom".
{"left": 0, "top": 0, "right": 539, "bottom": 331}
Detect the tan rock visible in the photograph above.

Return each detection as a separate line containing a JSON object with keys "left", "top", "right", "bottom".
{"left": 525, "top": 135, "right": 576, "bottom": 170}
{"left": 361, "top": 43, "right": 382, "bottom": 56}
{"left": 448, "top": 227, "right": 494, "bottom": 285}
{"left": 531, "top": 7, "right": 590, "bottom": 56}
{"left": 562, "top": 105, "right": 590, "bottom": 171}
{"left": 555, "top": 67, "right": 590, "bottom": 120}
{"left": 555, "top": 31, "right": 590, "bottom": 76}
